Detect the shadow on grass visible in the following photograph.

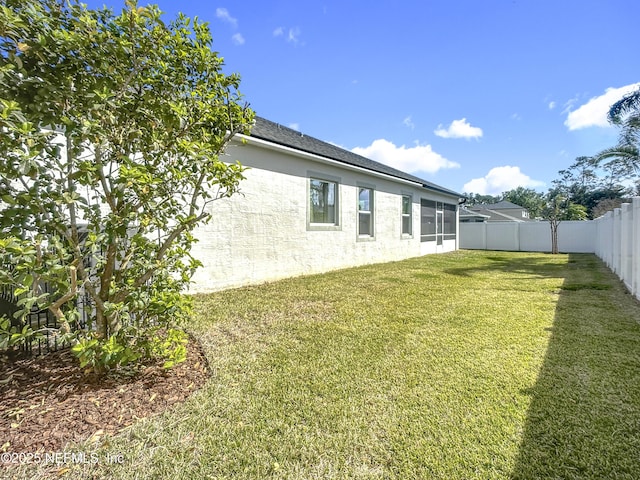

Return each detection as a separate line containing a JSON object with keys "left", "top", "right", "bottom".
{"left": 444, "top": 251, "right": 570, "bottom": 280}
{"left": 510, "top": 254, "right": 640, "bottom": 479}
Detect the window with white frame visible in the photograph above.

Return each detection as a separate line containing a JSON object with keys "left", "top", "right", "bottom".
{"left": 358, "top": 187, "right": 374, "bottom": 236}
{"left": 310, "top": 178, "right": 337, "bottom": 224}
{"left": 402, "top": 195, "right": 412, "bottom": 235}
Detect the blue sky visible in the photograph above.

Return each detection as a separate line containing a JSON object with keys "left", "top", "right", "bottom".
{"left": 84, "top": 0, "right": 639, "bottom": 196}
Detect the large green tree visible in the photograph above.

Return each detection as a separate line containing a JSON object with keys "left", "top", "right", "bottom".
{"left": 0, "top": 0, "right": 254, "bottom": 370}
{"left": 461, "top": 192, "right": 500, "bottom": 205}
{"left": 502, "top": 187, "right": 546, "bottom": 219}
{"left": 555, "top": 155, "right": 633, "bottom": 219}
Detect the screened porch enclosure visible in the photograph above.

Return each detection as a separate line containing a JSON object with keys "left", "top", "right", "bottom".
{"left": 420, "top": 199, "right": 457, "bottom": 244}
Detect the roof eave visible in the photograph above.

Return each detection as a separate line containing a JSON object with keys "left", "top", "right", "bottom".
{"left": 234, "top": 133, "right": 462, "bottom": 198}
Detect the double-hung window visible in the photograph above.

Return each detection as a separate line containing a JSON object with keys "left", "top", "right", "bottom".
{"left": 358, "top": 187, "right": 374, "bottom": 237}
{"left": 402, "top": 195, "right": 412, "bottom": 235}
{"left": 310, "top": 178, "right": 338, "bottom": 225}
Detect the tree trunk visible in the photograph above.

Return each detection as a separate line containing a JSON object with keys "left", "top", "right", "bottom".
{"left": 550, "top": 220, "right": 559, "bottom": 254}
{"left": 48, "top": 266, "right": 77, "bottom": 335}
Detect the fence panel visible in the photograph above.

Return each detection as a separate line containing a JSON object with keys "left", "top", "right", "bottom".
{"left": 460, "top": 221, "right": 596, "bottom": 253}
{"left": 486, "top": 222, "right": 520, "bottom": 251}
{"left": 519, "top": 222, "right": 550, "bottom": 252}
{"left": 621, "top": 203, "right": 633, "bottom": 291}
{"left": 590, "top": 198, "right": 639, "bottom": 302}
{"left": 459, "top": 223, "right": 486, "bottom": 249}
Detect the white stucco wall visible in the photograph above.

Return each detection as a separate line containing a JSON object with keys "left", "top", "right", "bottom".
{"left": 189, "top": 138, "right": 460, "bottom": 292}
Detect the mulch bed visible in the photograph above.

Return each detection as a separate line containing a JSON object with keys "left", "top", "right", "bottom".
{"left": 0, "top": 339, "right": 209, "bottom": 454}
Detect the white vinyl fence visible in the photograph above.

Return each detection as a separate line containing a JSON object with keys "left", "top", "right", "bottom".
{"left": 593, "top": 197, "right": 640, "bottom": 301}
{"left": 459, "top": 221, "right": 596, "bottom": 253}
{"left": 459, "top": 197, "right": 640, "bottom": 301}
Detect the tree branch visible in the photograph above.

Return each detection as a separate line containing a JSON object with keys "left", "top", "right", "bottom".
{"left": 95, "top": 145, "right": 117, "bottom": 212}
{"left": 112, "top": 210, "right": 209, "bottom": 303}
{"left": 48, "top": 266, "right": 77, "bottom": 334}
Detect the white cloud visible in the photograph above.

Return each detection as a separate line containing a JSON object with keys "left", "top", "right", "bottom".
{"left": 231, "top": 33, "right": 245, "bottom": 45}
{"left": 216, "top": 8, "right": 238, "bottom": 27}
{"left": 548, "top": 101, "right": 556, "bottom": 110}
{"left": 562, "top": 96, "right": 579, "bottom": 114}
{"left": 434, "top": 118, "right": 483, "bottom": 139}
{"left": 565, "top": 82, "right": 640, "bottom": 130}
{"left": 273, "top": 26, "right": 303, "bottom": 45}
{"left": 288, "top": 123, "right": 300, "bottom": 131}
{"left": 403, "top": 116, "right": 415, "bottom": 130}
{"left": 352, "top": 139, "right": 460, "bottom": 175}
{"left": 463, "top": 166, "right": 544, "bottom": 196}
{"left": 287, "top": 27, "right": 301, "bottom": 44}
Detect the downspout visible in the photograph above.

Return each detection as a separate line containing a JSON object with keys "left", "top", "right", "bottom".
{"left": 457, "top": 197, "right": 466, "bottom": 251}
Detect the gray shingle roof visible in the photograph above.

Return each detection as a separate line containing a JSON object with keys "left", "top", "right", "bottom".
{"left": 476, "top": 200, "right": 524, "bottom": 210}
{"left": 459, "top": 206, "right": 490, "bottom": 219}
{"left": 250, "top": 117, "right": 462, "bottom": 198}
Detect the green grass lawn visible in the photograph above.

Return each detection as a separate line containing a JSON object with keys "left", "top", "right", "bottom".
{"left": 20, "top": 250, "right": 640, "bottom": 479}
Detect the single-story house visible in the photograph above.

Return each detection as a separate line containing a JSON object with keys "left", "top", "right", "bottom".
{"left": 189, "top": 117, "right": 464, "bottom": 292}
{"left": 462, "top": 201, "right": 532, "bottom": 223}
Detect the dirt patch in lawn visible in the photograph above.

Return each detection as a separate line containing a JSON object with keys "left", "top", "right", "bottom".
{"left": 0, "top": 339, "right": 209, "bottom": 454}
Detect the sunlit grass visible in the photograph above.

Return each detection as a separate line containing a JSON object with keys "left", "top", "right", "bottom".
{"left": 15, "top": 250, "right": 640, "bottom": 480}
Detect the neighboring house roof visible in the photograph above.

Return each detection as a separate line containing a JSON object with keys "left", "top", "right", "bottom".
{"left": 249, "top": 117, "right": 462, "bottom": 198}
{"left": 480, "top": 208, "right": 527, "bottom": 222}
{"left": 476, "top": 200, "right": 524, "bottom": 210}
{"left": 463, "top": 204, "right": 528, "bottom": 222}
{"left": 459, "top": 206, "right": 491, "bottom": 221}
{"left": 466, "top": 200, "right": 533, "bottom": 222}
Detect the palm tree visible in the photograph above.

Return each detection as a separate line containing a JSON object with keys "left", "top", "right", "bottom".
{"left": 596, "top": 87, "right": 640, "bottom": 176}
{"left": 608, "top": 87, "right": 640, "bottom": 125}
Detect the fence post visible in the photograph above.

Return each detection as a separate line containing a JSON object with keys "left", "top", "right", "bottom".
{"left": 594, "top": 216, "right": 602, "bottom": 259}
{"left": 620, "top": 204, "right": 632, "bottom": 291}
{"left": 599, "top": 212, "right": 609, "bottom": 267}
{"left": 604, "top": 213, "right": 610, "bottom": 264}
{"left": 613, "top": 208, "right": 622, "bottom": 275}
{"left": 633, "top": 198, "right": 640, "bottom": 300}
{"left": 481, "top": 222, "right": 487, "bottom": 250}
